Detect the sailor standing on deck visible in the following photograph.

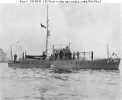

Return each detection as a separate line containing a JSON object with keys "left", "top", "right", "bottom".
{"left": 14, "top": 53, "right": 17, "bottom": 61}
{"left": 73, "top": 52, "right": 76, "bottom": 60}
{"left": 59, "top": 50, "right": 63, "bottom": 60}
{"left": 60, "top": 50, "right": 63, "bottom": 60}
{"left": 55, "top": 51, "right": 58, "bottom": 60}
{"left": 63, "top": 49, "right": 65, "bottom": 60}
{"left": 42, "top": 51, "right": 46, "bottom": 60}
{"left": 65, "top": 50, "right": 68, "bottom": 60}
{"left": 77, "top": 51, "right": 80, "bottom": 60}
{"left": 69, "top": 50, "right": 72, "bottom": 60}
{"left": 22, "top": 52, "right": 24, "bottom": 59}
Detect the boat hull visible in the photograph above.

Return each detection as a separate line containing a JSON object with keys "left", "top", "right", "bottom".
{"left": 8, "top": 58, "right": 121, "bottom": 70}
{"left": 51, "top": 58, "right": 121, "bottom": 70}
{"left": 8, "top": 59, "right": 52, "bottom": 68}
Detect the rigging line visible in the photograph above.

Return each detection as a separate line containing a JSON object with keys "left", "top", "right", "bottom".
{"left": 35, "top": 25, "right": 45, "bottom": 55}
{"left": 13, "top": 34, "right": 26, "bottom": 46}
{"left": 12, "top": 41, "right": 19, "bottom": 46}
{"left": 17, "top": 36, "right": 24, "bottom": 43}
{"left": 19, "top": 32, "right": 37, "bottom": 44}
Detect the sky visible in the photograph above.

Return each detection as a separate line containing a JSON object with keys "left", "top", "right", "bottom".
{"left": 0, "top": 3, "right": 121, "bottom": 59}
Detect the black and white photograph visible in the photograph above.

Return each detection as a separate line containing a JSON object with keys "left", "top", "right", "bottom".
{"left": 0, "top": 0, "right": 122, "bottom": 100}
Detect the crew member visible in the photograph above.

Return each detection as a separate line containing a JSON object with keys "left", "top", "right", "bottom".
{"left": 42, "top": 51, "right": 46, "bottom": 60}
{"left": 69, "top": 50, "right": 72, "bottom": 60}
{"left": 63, "top": 49, "right": 65, "bottom": 60}
{"left": 49, "top": 54, "right": 53, "bottom": 60}
{"left": 55, "top": 51, "right": 58, "bottom": 60}
{"left": 77, "top": 51, "right": 80, "bottom": 60}
{"left": 22, "top": 52, "right": 24, "bottom": 59}
{"left": 60, "top": 50, "right": 63, "bottom": 60}
{"left": 59, "top": 51, "right": 62, "bottom": 60}
{"left": 14, "top": 53, "right": 17, "bottom": 61}
{"left": 65, "top": 51, "right": 67, "bottom": 60}
{"left": 73, "top": 52, "right": 76, "bottom": 60}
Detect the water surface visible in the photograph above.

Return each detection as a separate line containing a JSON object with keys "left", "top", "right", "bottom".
{"left": 0, "top": 63, "right": 122, "bottom": 100}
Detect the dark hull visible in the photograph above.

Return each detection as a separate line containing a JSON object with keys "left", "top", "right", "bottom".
{"left": 8, "top": 58, "right": 121, "bottom": 70}
{"left": 8, "top": 59, "right": 52, "bottom": 68}
{"left": 51, "top": 58, "right": 121, "bottom": 70}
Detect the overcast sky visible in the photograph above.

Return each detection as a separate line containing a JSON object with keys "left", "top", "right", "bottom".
{"left": 0, "top": 3, "right": 121, "bottom": 58}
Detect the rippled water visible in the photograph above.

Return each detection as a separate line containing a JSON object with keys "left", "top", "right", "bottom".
{"left": 0, "top": 63, "right": 122, "bottom": 100}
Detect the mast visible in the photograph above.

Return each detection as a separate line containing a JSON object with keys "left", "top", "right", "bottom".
{"left": 46, "top": 4, "right": 49, "bottom": 56}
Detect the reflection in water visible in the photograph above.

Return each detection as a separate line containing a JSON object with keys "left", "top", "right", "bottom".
{"left": 0, "top": 63, "right": 122, "bottom": 100}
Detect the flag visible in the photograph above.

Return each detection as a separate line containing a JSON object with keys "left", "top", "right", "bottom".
{"left": 48, "top": 30, "right": 50, "bottom": 37}
{"left": 40, "top": 23, "right": 46, "bottom": 28}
